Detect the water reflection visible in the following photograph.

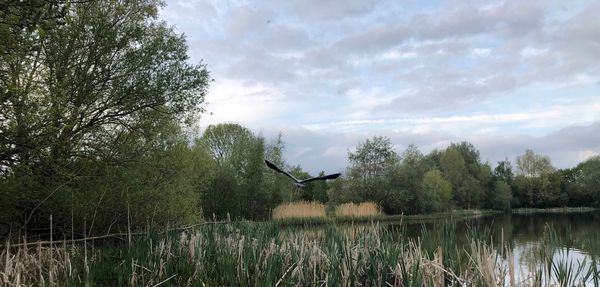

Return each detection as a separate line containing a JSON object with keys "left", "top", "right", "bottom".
{"left": 385, "top": 212, "right": 600, "bottom": 255}
{"left": 397, "top": 211, "right": 600, "bottom": 285}
{"left": 283, "top": 212, "right": 600, "bottom": 284}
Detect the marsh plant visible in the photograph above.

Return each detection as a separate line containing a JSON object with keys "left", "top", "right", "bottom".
{"left": 335, "top": 202, "right": 381, "bottom": 218}
{"left": 2, "top": 222, "right": 599, "bottom": 286}
{"left": 272, "top": 201, "right": 327, "bottom": 220}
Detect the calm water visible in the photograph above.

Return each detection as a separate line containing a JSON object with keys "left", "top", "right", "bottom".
{"left": 399, "top": 211, "right": 600, "bottom": 284}
{"left": 284, "top": 211, "right": 600, "bottom": 284}
{"left": 401, "top": 211, "right": 600, "bottom": 256}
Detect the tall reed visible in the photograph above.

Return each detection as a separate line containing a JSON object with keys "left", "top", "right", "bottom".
{"left": 335, "top": 202, "right": 381, "bottom": 218}
{"left": 272, "top": 201, "right": 326, "bottom": 220}
{"left": 1, "top": 222, "right": 599, "bottom": 286}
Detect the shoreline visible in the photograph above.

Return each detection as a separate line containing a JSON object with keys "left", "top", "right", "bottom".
{"left": 274, "top": 207, "right": 598, "bottom": 227}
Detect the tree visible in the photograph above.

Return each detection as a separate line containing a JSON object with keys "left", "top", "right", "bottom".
{"left": 569, "top": 156, "right": 600, "bottom": 207}
{"left": 311, "top": 171, "right": 329, "bottom": 203}
{"left": 450, "top": 142, "right": 481, "bottom": 177}
{"left": 512, "top": 150, "right": 559, "bottom": 207}
{"left": 2, "top": 1, "right": 209, "bottom": 176}
{"left": 494, "top": 159, "right": 514, "bottom": 184}
{"left": 440, "top": 147, "right": 466, "bottom": 186}
{"left": 0, "top": 0, "right": 210, "bottom": 234}
{"left": 440, "top": 147, "right": 467, "bottom": 205}
{"left": 385, "top": 144, "right": 427, "bottom": 214}
{"left": 199, "top": 123, "right": 270, "bottom": 220}
{"left": 348, "top": 136, "right": 399, "bottom": 179}
{"left": 420, "top": 170, "right": 452, "bottom": 212}
{"left": 263, "top": 133, "right": 288, "bottom": 206}
{"left": 489, "top": 181, "right": 512, "bottom": 210}
{"left": 516, "top": 150, "right": 555, "bottom": 177}
{"left": 347, "top": 136, "right": 399, "bottom": 206}
{"left": 202, "top": 124, "right": 253, "bottom": 165}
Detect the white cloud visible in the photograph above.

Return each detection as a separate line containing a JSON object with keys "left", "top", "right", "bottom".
{"left": 471, "top": 48, "right": 492, "bottom": 57}
{"left": 520, "top": 47, "right": 548, "bottom": 57}
{"left": 201, "top": 80, "right": 289, "bottom": 127}
{"left": 160, "top": 0, "right": 600, "bottom": 173}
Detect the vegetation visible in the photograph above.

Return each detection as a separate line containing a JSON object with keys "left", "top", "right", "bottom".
{"left": 1, "top": 0, "right": 600, "bottom": 246}
{"left": 272, "top": 201, "right": 326, "bottom": 220}
{"left": 2, "top": 221, "right": 600, "bottom": 286}
{"left": 2, "top": 2, "right": 600, "bottom": 286}
{"left": 331, "top": 137, "right": 600, "bottom": 215}
{"left": 335, "top": 202, "right": 381, "bottom": 218}
{"left": 0, "top": 0, "right": 211, "bottom": 239}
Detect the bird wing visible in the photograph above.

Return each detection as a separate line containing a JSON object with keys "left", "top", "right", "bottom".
{"left": 299, "top": 173, "right": 341, "bottom": 184}
{"left": 264, "top": 160, "right": 300, "bottom": 183}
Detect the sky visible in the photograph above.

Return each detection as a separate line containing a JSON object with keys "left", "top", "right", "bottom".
{"left": 160, "top": 0, "right": 600, "bottom": 174}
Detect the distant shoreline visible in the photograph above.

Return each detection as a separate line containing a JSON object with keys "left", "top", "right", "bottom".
{"left": 274, "top": 207, "right": 598, "bottom": 226}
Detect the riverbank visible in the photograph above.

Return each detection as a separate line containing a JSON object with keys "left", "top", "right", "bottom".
{"left": 512, "top": 207, "right": 597, "bottom": 214}
{"left": 274, "top": 209, "right": 501, "bottom": 226}
{"left": 3, "top": 218, "right": 599, "bottom": 286}
{"left": 274, "top": 207, "right": 599, "bottom": 227}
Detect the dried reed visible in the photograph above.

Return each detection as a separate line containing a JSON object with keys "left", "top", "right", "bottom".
{"left": 272, "top": 201, "right": 326, "bottom": 220}
{"left": 335, "top": 202, "right": 381, "bottom": 218}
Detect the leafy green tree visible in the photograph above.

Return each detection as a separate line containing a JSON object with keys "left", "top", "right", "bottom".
{"left": 440, "top": 147, "right": 467, "bottom": 205}
{"left": 489, "top": 181, "right": 512, "bottom": 210}
{"left": 199, "top": 123, "right": 270, "bottom": 220}
{"left": 494, "top": 159, "right": 514, "bottom": 184}
{"left": 421, "top": 170, "right": 452, "bottom": 212}
{"left": 458, "top": 177, "right": 483, "bottom": 209}
{"left": 512, "top": 150, "right": 560, "bottom": 207}
{"left": 516, "top": 149, "right": 555, "bottom": 177}
{"left": 326, "top": 176, "right": 359, "bottom": 205}
{"left": 0, "top": 0, "right": 210, "bottom": 234}
{"left": 566, "top": 156, "right": 600, "bottom": 207}
{"left": 263, "top": 133, "right": 288, "bottom": 206}
{"left": 450, "top": 142, "right": 481, "bottom": 177}
{"left": 311, "top": 171, "right": 330, "bottom": 203}
{"left": 386, "top": 144, "right": 427, "bottom": 214}
{"left": 347, "top": 136, "right": 399, "bottom": 207}
{"left": 348, "top": 136, "right": 399, "bottom": 179}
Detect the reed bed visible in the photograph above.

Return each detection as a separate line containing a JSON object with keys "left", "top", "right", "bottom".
{"left": 1, "top": 222, "right": 599, "bottom": 286}
{"left": 335, "top": 202, "right": 381, "bottom": 218}
{"left": 272, "top": 201, "right": 327, "bottom": 220}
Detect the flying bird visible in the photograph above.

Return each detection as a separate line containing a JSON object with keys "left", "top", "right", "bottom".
{"left": 264, "top": 160, "right": 341, "bottom": 188}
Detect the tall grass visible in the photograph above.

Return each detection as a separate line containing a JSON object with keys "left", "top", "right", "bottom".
{"left": 2, "top": 222, "right": 599, "bottom": 286}
{"left": 272, "top": 201, "right": 326, "bottom": 220}
{"left": 335, "top": 202, "right": 381, "bottom": 218}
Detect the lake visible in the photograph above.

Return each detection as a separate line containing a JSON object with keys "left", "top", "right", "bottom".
{"left": 389, "top": 211, "right": 600, "bottom": 285}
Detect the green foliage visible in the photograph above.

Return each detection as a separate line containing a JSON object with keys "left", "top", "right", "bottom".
{"left": 494, "top": 159, "right": 514, "bottom": 184}
{"left": 1, "top": 0, "right": 597, "bottom": 237}
{"left": 0, "top": 0, "right": 210, "bottom": 236}
{"left": 198, "top": 123, "right": 273, "bottom": 220}
{"left": 348, "top": 136, "right": 399, "bottom": 179}
{"left": 562, "top": 156, "right": 600, "bottom": 207}
{"left": 295, "top": 169, "right": 328, "bottom": 203}
{"left": 420, "top": 170, "right": 453, "bottom": 212}
{"left": 383, "top": 145, "right": 428, "bottom": 214}
{"left": 489, "top": 181, "right": 512, "bottom": 210}
{"left": 346, "top": 136, "right": 400, "bottom": 211}
{"left": 440, "top": 147, "right": 482, "bottom": 208}
{"left": 516, "top": 149, "right": 556, "bottom": 177}
{"left": 8, "top": 220, "right": 599, "bottom": 286}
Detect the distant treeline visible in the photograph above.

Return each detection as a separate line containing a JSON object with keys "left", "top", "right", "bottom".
{"left": 330, "top": 136, "right": 600, "bottom": 215}
{"left": 1, "top": 1, "right": 599, "bottom": 240}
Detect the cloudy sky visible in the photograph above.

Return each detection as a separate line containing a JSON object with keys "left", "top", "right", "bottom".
{"left": 160, "top": 0, "right": 600, "bottom": 174}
